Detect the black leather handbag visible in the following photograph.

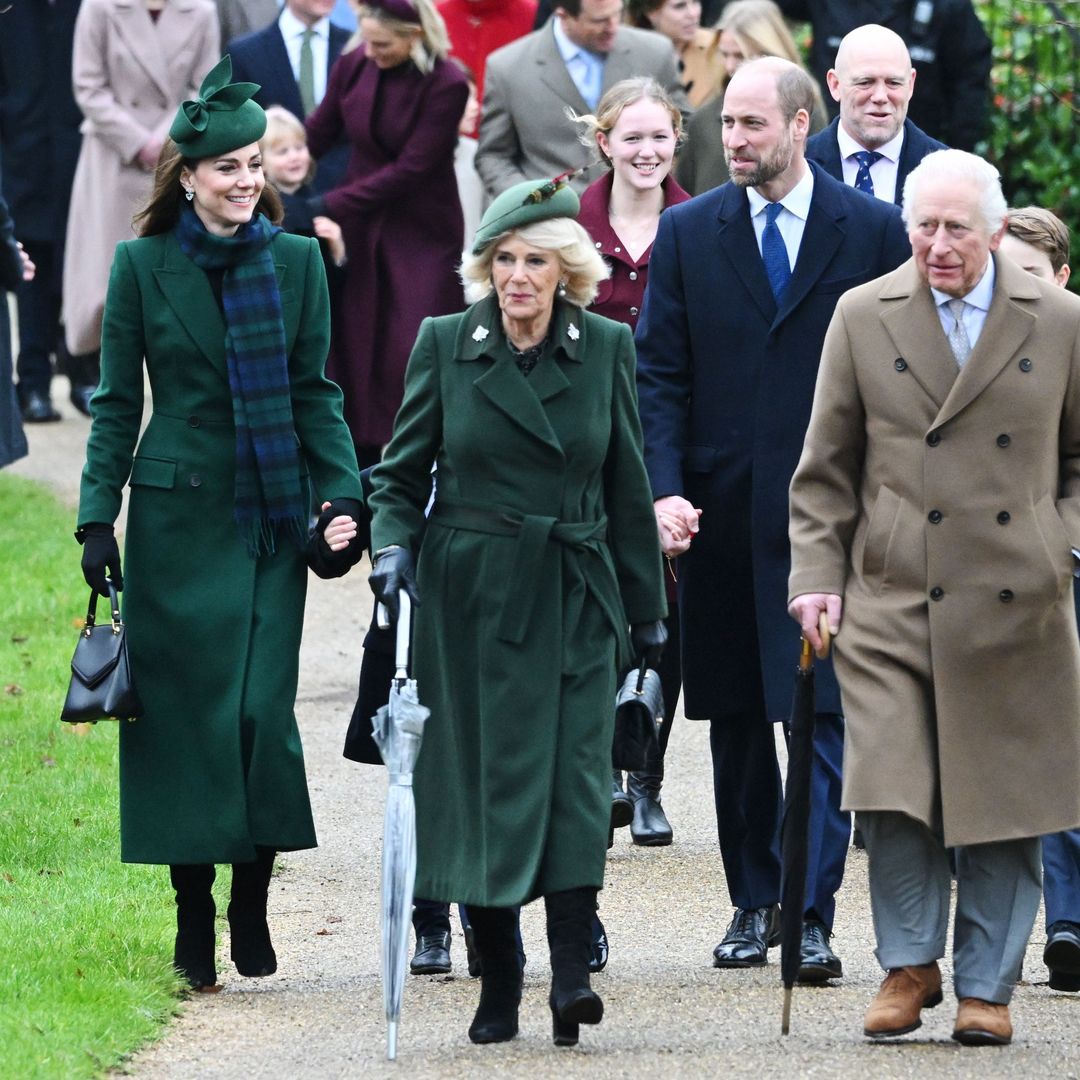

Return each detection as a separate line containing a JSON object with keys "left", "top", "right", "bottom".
{"left": 612, "top": 658, "right": 664, "bottom": 773}
{"left": 61, "top": 581, "right": 144, "bottom": 723}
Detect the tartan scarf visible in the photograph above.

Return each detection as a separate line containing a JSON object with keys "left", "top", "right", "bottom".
{"left": 174, "top": 208, "right": 306, "bottom": 556}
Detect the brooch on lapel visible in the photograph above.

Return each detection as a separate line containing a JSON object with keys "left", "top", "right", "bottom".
{"left": 472, "top": 325, "right": 489, "bottom": 342}
{"left": 567, "top": 323, "right": 580, "bottom": 341}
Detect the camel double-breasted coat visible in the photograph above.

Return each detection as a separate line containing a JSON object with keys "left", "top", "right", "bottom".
{"left": 78, "top": 230, "right": 362, "bottom": 863}
{"left": 63, "top": 0, "right": 219, "bottom": 356}
{"left": 789, "top": 254, "right": 1080, "bottom": 847}
{"left": 368, "top": 296, "right": 666, "bottom": 906}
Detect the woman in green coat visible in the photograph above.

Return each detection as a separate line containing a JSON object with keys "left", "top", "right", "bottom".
{"left": 368, "top": 178, "right": 667, "bottom": 1048}
{"left": 76, "top": 58, "right": 364, "bottom": 991}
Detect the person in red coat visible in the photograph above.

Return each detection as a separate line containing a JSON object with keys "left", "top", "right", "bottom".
{"left": 577, "top": 76, "right": 688, "bottom": 847}
{"left": 437, "top": 0, "right": 537, "bottom": 138}
{"left": 306, "top": 0, "right": 468, "bottom": 467}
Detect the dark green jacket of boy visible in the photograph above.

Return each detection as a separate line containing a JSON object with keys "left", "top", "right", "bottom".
{"left": 369, "top": 296, "right": 666, "bottom": 905}
{"left": 79, "top": 229, "right": 361, "bottom": 864}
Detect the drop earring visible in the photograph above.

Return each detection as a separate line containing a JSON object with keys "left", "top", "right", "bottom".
{"left": 558, "top": 279, "right": 567, "bottom": 298}
{"left": 183, "top": 188, "right": 194, "bottom": 202}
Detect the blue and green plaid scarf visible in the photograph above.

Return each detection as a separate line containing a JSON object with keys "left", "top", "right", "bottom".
{"left": 174, "top": 208, "right": 306, "bottom": 556}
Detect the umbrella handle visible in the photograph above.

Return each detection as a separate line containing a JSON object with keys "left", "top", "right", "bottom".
{"left": 816, "top": 611, "right": 832, "bottom": 660}
{"left": 395, "top": 591, "right": 412, "bottom": 677}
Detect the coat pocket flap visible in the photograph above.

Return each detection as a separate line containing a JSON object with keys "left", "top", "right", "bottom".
{"left": 71, "top": 630, "right": 122, "bottom": 688}
{"left": 129, "top": 456, "right": 177, "bottom": 489}
{"left": 683, "top": 445, "right": 718, "bottom": 473}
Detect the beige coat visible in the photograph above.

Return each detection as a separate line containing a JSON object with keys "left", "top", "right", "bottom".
{"left": 789, "top": 254, "right": 1080, "bottom": 847}
{"left": 63, "top": 0, "right": 218, "bottom": 355}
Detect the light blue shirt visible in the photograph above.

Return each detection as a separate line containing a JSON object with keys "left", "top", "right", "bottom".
{"left": 746, "top": 167, "right": 815, "bottom": 271}
{"left": 279, "top": 7, "right": 331, "bottom": 109}
{"left": 552, "top": 19, "right": 605, "bottom": 112}
{"left": 931, "top": 256, "right": 995, "bottom": 350}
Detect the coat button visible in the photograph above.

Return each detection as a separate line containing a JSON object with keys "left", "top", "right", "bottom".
{"left": 996, "top": 433, "right": 1011, "bottom": 447}
{"left": 930, "top": 586, "right": 944, "bottom": 600}
{"left": 997, "top": 510, "right": 1011, "bottom": 524}
{"left": 614, "top": 246, "right": 621, "bottom": 253}
{"left": 1019, "top": 358, "right": 1032, "bottom": 372}
{"left": 628, "top": 270, "right": 638, "bottom": 281}
{"left": 630, "top": 306, "right": 639, "bottom": 316}
{"left": 894, "top": 358, "right": 907, "bottom": 371}
{"left": 187, "top": 415, "right": 201, "bottom": 428}
{"left": 926, "top": 432, "right": 941, "bottom": 446}
{"left": 189, "top": 474, "right": 202, "bottom": 488}
{"left": 999, "top": 589, "right": 1014, "bottom": 603}
{"left": 595, "top": 241, "right": 602, "bottom": 248}
{"left": 928, "top": 509, "right": 942, "bottom": 524}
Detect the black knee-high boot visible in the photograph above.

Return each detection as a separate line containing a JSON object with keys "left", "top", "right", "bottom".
{"left": 170, "top": 863, "right": 217, "bottom": 989}
{"left": 467, "top": 906, "right": 523, "bottom": 1044}
{"left": 229, "top": 847, "right": 277, "bottom": 977}
{"left": 546, "top": 887, "right": 604, "bottom": 1046}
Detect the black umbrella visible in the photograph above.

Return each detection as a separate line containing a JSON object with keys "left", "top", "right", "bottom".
{"left": 780, "top": 614, "right": 830, "bottom": 1035}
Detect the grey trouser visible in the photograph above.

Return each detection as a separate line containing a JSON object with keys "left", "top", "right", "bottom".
{"left": 859, "top": 811, "right": 1042, "bottom": 1004}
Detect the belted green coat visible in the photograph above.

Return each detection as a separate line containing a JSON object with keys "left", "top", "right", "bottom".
{"left": 368, "top": 295, "right": 666, "bottom": 907}
{"left": 78, "top": 228, "right": 361, "bottom": 865}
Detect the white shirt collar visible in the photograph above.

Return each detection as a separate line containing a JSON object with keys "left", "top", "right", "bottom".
{"left": 279, "top": 6, "right": 330, "bottom": 41}
{"left": 836, "top": 121, "right": 905, "bottom": 165}
{"left": 745, "top": 166, "right": 815, "bottom": 221}
{"left": 931, "top": 255, "right": 996, "bottom": 312}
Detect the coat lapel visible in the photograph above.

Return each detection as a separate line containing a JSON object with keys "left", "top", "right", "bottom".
{"left": 933, "top": 255, "right": 1041, "bottom": 429}
{"left": 878, "top": 261, "right": 958, "bottom": 409}
{"left": 153, "top": 234, "right": 228, "bottom": 376}
{"left": 111, "top": 0, "right": 175, "bottom": 104}
{"left": 266, "top": 26, "right": 305, "bottom": 117}
{"left": 533, "top": 24, "right": 590, "bottom": 114}
{"left": 714, "top": 185, "right": 776, "bottom": 322}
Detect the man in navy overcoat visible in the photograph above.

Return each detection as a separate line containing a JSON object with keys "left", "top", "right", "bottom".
{"left": 805, "top": 25, "right": 946, "bottom": 207}
{"left": 636, "top": 56, "right": 910, "bottom": 980}
{"left": 228, "top": 0, "right": 351, "bottom": 193}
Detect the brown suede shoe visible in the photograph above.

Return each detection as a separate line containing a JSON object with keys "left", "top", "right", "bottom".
{"left": 952, "top": 998, "right": 1012, "bottom": 1046}
{"left": 863, "top": 962, "right": 944, "bottom": 1038}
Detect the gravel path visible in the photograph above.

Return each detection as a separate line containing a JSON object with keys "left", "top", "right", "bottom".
{"left": 12, "top": 386, "right": 1080, "bottom": 1079}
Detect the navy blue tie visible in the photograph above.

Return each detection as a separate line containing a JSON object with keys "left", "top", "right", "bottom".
{"left": 853, "top": 150, "right": 883, "bottom": 195}
{"left": 762, "top": 202, "right": 791, "bottom": 301}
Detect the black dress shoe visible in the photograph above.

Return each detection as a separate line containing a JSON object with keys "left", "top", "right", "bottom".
{"left": 627, "top": 773, "right": 673, "bottom": 846}
{"left": 70, "top": 383, "right": 97, "bottom": 417}
{"left": 21, "top": 391, "right": 61, "bottom": 423}
{"left": 712, "top": 905, "right": 779, "bottom": 967}
{"left": 410, "top": 930, "right": 451, "bottom": 974}
{"left": 588, "top": 907, "right": 608, "bottom": 972}
{"left": 797, "top": 919, "right": 843, "bottom": 982}
{"left": 611, "top": 771, "right": 633, "bottom": 829}
{"left": 1045, "top": 921, "right": 1080, "bottom": 990}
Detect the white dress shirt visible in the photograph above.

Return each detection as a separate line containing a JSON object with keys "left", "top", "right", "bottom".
{"left": 279, "top": 6, "right": 331, "bottom": 109}
{"left": 552, "top": 18, "right": 605, "bottom": 111}
{"left": 931, "top": 256, "right": 995, "bottom": 351}
{"left": 746, "top": 167, "right": 815, "bottom": 271}
{"left": 837, "top": 123, "right": 904, "bottom": 204}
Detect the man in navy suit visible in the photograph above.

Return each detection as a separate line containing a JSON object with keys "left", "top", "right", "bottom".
{"left": 806, "top": 24, "right": 946, "bottom": 206}
{"left": 228, "top": 0, "right": 351, "bottom": 192}
{"left": 637, "top": 56, "right": 910, "bottom": 981}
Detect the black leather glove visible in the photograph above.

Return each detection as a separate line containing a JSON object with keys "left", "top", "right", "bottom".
{"left": 368, "top": 545, "right": 419, "bottom": 621}
{"left": 77, "top": 522, "right": 123, "bottom": 594}
{"left": 306, "top": 497, "right": 368, "bottom": 579}
{"left": 630, "top": 619, "right": 668, "bottom": 669}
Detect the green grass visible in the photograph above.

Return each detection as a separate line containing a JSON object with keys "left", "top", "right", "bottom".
{"left": 0, "top": 473, "right": 189, "bottom": 1078}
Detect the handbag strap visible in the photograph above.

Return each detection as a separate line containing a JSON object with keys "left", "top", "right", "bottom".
{"left": 85, "top": 579, "right": 124, "bottom": 635}
{"left": 634, "top": 655, "right": 647, "bottom": 695}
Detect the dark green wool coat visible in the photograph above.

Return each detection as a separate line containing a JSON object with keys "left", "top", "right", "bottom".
{"left": 369, "top": 296, "right": 666, "bottom": 906}
{"left": 78, "top": 229, "right": 362, "bottom": 865}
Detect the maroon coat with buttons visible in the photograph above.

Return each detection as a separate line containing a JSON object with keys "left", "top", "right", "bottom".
{"left": 577, "top": 171, "right": 690, "bottom": 334}
{"left": 789, "top": 254, "right": 1080, "bottom": 846}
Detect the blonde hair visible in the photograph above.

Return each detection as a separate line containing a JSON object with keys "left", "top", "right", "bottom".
{"left": 708, "top": 0, "right": 826, "bottom": 119}
{"left": 573, "top": 77, "right": 685, "bottom": 165}
{"left": 260, "top": 105, "right": 315, "bottom": 187}
{"left": 348, "top": 0, "right": 450, "bottom": 73}
{"left": 1007, "top": 206, "right": 1071, "bottom": 274}
{"left": 461, "top": 219, "right": 609, "bottom": 306}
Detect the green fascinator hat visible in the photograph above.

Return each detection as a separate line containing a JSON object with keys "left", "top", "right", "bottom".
{"left": 169, "top": 55, "right": 266, "bottom": 159}
{"left": 472, "top": 174, "right": 581, "bottom": 254}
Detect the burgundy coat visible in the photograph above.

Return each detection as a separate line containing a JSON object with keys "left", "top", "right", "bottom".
{"left": 306, "top": 51, "right": 468, "bottom": 447}
{"left": 577, "top": 171, "right": 690, "bottom": 334}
